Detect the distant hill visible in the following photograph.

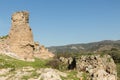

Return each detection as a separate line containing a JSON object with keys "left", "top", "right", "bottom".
{"left": 48, "top": 40, "right": 120, "bottom": 54}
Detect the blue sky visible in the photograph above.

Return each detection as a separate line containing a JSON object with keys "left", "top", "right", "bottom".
{"left": 0, "top": 0, "right": 120, "bottom": 47}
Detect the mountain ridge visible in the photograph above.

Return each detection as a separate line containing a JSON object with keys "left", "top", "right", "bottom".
{"left": 48, "top": 40, "right": 120, "bottom": 54}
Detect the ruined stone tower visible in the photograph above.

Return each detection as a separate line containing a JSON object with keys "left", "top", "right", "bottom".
{"left": 7, "top": 11, "right": 54, "bottom": 61}
{"left": 10, "top": 11, "right": 33, "bottom": 43}
{"left": 8, "top": 11, "right": 34, "bottom": 60}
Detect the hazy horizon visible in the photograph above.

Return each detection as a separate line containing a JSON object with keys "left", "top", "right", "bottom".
{"left": 0, "top": 0, "right": 120, "bottom": 47}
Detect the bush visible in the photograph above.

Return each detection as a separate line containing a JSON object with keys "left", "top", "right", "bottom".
{"left": 108, "top": 51, "right": 120, "bottom": 63}
{"left": 46, "top": 59, "right": 68, "bottom": 71}
{"left": 46, "top": 59, "right": 60, "bottom": 69}
{"left": 101, "top": 49, "right": 120, "bottom": 63}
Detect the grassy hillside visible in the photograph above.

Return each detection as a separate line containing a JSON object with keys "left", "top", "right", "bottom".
{"left": 0, "top": 52, "right": 120, "bottom": 79}
{"left": 0, "top": 54, "right": 48, "bottom": 69}
{"left": 0, "top": 54, "right": 80, "bottom": 80}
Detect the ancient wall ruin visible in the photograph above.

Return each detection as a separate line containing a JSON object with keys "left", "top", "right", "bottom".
{"left": 8, "top": 11, "right": 34, "bottom": 60}
{"left": 0, "top": 11, "right": 54, "bottom": 61}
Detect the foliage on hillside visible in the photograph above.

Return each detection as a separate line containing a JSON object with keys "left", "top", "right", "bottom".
{"left": 101, "top": 48, "right": 120, "bottom": 63}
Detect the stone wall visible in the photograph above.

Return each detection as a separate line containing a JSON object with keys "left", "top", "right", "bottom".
{"left": 76, "top": 55, "right": 117, "bottom": 80}
{"left": 59, "top": 55, "right": 117, "bottom": 80}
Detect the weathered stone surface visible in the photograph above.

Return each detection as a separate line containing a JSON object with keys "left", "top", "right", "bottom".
{"left": 0, "top": 67, "right": 67, "bottom": 80}
{"left": 8, "top": 11, "right": 34, "bottom": 60}
{"left": 59, "top": 57, "right": 68, "bottom": 64}
{"left": 38, "top": 68, "right": 67, "bottom": 80}
{"left": 92, "top": 68, "right": 116, "bottom": 80}
{"left": 0, "top": 68, "right": 12, "bottom": 75}
{"left": 34, "top": 45, "right": 54, "bottom": 59}
{"left": 76, "top": 55, "right": 117, "bottom": 80}
{"left": 58, "top": 55, "right": 117, "bottom": 80}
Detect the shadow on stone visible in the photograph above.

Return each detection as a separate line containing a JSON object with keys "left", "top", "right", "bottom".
{"left": 68, "top": 57, "right": 76, "bottom": 70}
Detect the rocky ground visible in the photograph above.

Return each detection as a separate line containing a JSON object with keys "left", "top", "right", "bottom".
{"left": 0, "top": 54, "right": 119, "bottom": 80}
{"left": 0, "top": 54, "right": 79, "bottom": 80}
{"left": 0, "top": 67, "right": 67, "bottom": 80}
{"left": 60, "top": 55, "right": 117, "bottom": 80}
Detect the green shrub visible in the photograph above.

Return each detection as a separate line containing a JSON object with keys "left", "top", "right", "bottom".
{"left": 46, "top": 59, "right": 68, "bottom": 71}
{"left": 108, "top": 51, "right": 120, "bottom": 63}
{"left": 46, "top": 59, "right": 60, "bottom": 69}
